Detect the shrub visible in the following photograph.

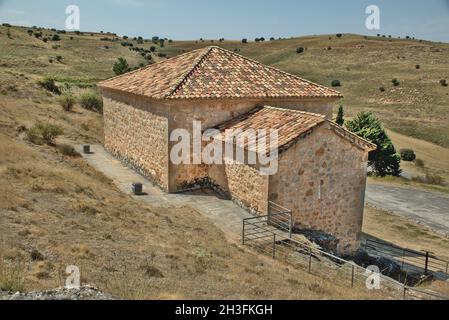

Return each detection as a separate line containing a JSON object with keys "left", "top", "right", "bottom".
{"left": 379, "top": 86, "right": 385, "bottom": 92}
{"left": 113, "top": 57, "right": 130, "bottom": 75}
{"left": 51, "top": 34, "right": 60, "bottom": 41}
{"left": 0, "top": 258, "right": 26, "bottom": 292}
{"left": 346, "top": 111, "right": 401, "bottom": 177}
{"left": 79, "top": 92, "right": 103, "bottom": 113}
{"left": 392, "top": 78, "right": 400, "bottom": 86}
{"left": 415, "top": 64, "right": 420, "bottom": 69}
{"left": 440, "top": 79, "right": 448, "bottom": 87}
{"left": 26, "top": 122, "right": 63, "bottom": 145}
{"left": 242, "top": 38, "right": 247, "bottom": 44}
{"left": 296, "top": 47, "right": 305, "bottom": 54}
{"left": 27, "top": 30, "right": 33, "bottom": 36}
{"left": 327, "top": 46, "right": 332, "bottom": 50}
{"left": 399, "top": 149, "right": 416, "bottom": 162}
{"left": 336, "top": 33, "right": 342, "bottom": 38}
{"left": 57, "top": 144, "right": 80, "bottom": 157}
{"left": 56, "top": 55, "right": 63, "bottom": 62}
{"left": 58, "top": 94, "right": 76, "bottom": 111}
{"left": 335, "top": 103, "right": 344, "bottom": 126}
{"left": 331, "top": 80, "right": 341, "bottom": 87}
{"left": 37, "top": 77, "right": 61, "bottom": 94}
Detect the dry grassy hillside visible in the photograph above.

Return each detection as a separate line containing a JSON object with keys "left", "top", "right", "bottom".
{"left": 0, "top": 25, "right": 448, "bottom": 299}
{"left": 163, "top": 35, "right": 449, "bottom": 148}
{"left": 0, "top": 25, "right": 391, "bottom": 299}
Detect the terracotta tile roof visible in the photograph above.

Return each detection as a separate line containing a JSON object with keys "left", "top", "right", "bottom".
{"left": 210, "top": 106, "right": 376, "bottom": 154}
{"left": 99, "top": 46, "right": 341, "bottom": 100}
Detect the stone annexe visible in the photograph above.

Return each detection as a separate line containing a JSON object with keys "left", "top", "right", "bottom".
{"left": 99, "top": 46, "right": 376, "bottom": 254}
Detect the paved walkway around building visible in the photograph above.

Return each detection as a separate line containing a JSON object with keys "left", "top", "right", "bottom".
{"left": 75, "top": 145, "right": 252, "bottom": 243}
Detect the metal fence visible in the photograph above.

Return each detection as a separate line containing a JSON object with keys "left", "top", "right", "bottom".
{"left": 242, "top": 207, "right": 449, "bottom": 300}
{"left": 364, "top": 239, "right": 449, "bottom": 278}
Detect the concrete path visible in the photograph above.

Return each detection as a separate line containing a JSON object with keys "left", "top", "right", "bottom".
{"left": 75, "top": 145, "right": 252, "bottom": 242}
{"left": 366, "top": 184, "right": 449, "bottom": 237}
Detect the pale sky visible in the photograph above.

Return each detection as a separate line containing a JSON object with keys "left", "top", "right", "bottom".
{"left": 1, "top": 0, "right": 448, "bottom": 42}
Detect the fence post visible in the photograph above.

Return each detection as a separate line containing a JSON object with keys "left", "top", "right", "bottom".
{"left": 289, "top": 211, "right": 293, "bottom": 239}
{"left": 351, "top": 265, "right": 355, "bottom": 288}
{"left": 308, "top": 248, "right": 312, "bottom": 273}
{"left": 242, "top": 221, "right": 245, "bottom": 245}
{"left": 424, "top": 251, "right": 429, "bottom": 274}
{"left": 272, "top": 234, "right": 276, "bottom": 259}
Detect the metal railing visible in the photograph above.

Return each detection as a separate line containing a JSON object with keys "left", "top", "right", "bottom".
{"left": 242, "top": 207, "right": 449, "bottom": 300}
{"left": 364, "top": 239, "right": 449, "bottom": 278}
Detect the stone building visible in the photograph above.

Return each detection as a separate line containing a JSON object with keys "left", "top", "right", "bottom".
{"left": 99, "top": 46, "right": 376, "bottom": 254}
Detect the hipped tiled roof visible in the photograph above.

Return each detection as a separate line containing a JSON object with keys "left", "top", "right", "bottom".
{"left": 99, "top": 46, "right": 341, "bottom": 100}
{"left": 211, "top": 106, "right": 376, "bottom": 154}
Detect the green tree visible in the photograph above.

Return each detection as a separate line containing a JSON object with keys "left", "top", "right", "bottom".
{"left": 346, "top": 111, "right": 401, "bottom": 177}
{"left": 335, "top": 103, "right": 344, "bottom": 126}
{"left": 113, "top": 57, "right": 130, "bottom": 75}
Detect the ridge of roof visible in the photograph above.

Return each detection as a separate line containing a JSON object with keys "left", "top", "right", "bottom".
{"left": 100, "top": 45, "right": 342, "bottom": 100}
{"left": 195, "top": 46, "right": 342, "bottom": 98}
{"left": 98, "top": 46, "right": 210, "bottom": 88}
{"left": 163, "top": 46, "right": 214, "bottom": 99}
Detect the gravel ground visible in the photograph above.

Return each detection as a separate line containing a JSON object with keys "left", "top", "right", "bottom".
{"left": 0, "top": 286, "right": 116, "bottom": 300}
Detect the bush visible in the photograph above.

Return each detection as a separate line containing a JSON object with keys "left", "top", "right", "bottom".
{"left": 51, "top": 34, "right": 60, "bottom": 41}
{"left": 26, "top": 122, "right": 63, "bottom": 145}
{"left": 79, "top": 92, "right": 103, "bottom": 113}
{"left": 296, "top": 47, "right": 305, "bottom": 54}
{"left": 336, "top": 33, "right": 342, "bottom": 38}
{"left": 58, "top": 94, "right": 76, "bottom": 111}
{"left": 242, "top": 38, "right": 247, "bottom": 44}
{"left": 346, "top": 112, "right": 401, "bottom": 177}
{"left": 335, "top": 103, "right": 344, "bottom": 126}
{"left": 379, "top": 86, "right": 385, "bottom": 92}
{"left": 392, "top": 78, "right": 400, "bottom": 86}
{"left": 331, "top": 80, "right": 341, "bottom": 87}
{"left": 37, "top": 77, "right": 61, "bottom": 94}
{"left": 440, "top": 79, "right": 448, "bottom": 87}
{"left": 113, "top": 57, "right": 130, "bottom": 75}
{"left": 399, "top": 149, "right": 416, "bottom": 162}
{"left": 57, "top": 144, "right": 80, "bottom": 157}
{"left": 415, "top": 64, "right": 420, "bottom": 69}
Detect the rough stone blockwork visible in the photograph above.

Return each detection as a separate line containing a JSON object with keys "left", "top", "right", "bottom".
{"left": 103, "top": 96, "right": 169, "bottom": 190}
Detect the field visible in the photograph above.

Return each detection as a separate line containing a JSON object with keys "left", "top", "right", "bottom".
{"left": 0, "top": 25, "right": 448, "bottom": 299}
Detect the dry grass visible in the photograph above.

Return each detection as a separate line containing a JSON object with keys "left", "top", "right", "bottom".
{"left": 1, "top": 25, "right": 447, "bottom": 300}
{"left": 363, "top": 205, "right": 449, "bottom": 260}
{"left": 0, "top": 130, "right": 387, "bottom": 299}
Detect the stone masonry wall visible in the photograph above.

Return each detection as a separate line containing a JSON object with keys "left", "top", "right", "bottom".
{"left": 103, "top": 93, "right": 169, "bottom": 190}
{"left": 168, "top": 98, "right": 336, "bottom": 191}
{"left": 222, "top": 163, "right": 269, "bottom": 214}
{"left": 269, "top": 123, "right": 369, "bottom": 255}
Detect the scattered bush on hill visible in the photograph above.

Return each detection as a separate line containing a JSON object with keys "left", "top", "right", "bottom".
{"left": 331, "top": 80, "right": 341, "bottom": 87}
{"left": 26, "top": 123, "right": 63, "bottom": 145}
{"left": 79, "top": 92, "right": 103, "bottom": 113}
{"left": 113, "top": 57, "right": 130, "bottom": 75}
{"left": 399, "top": 149, "right": 416, "bottom": 162}
{"left": 58, "top": 94, "right": 76, "bottom": 112}
{"left": 37, "top": 77, "right": 61, "bottom": 95}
